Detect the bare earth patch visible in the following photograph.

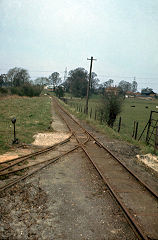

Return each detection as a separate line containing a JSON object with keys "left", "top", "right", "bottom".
{"left": 136, "top": 153, "right": 158, "bottom": 176}
{"left": 32, "top": 132, "right": 71, "bottom": 147}
{"left": 0, "top": 98, "right": 70, "bottom": 162}
{"left": 0, "top": 149, "right": 32, "bottom": 163}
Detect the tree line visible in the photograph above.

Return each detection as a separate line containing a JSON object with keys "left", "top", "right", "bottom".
{"left": 0, "top": 66, "right": 155, "bottom": 98}
{"left": 0, "top": 67, "right": 62, "bottom": 97}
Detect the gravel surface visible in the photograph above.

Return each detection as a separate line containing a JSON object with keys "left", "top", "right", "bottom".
{"left": 0, "top": 150, "right": 138, "bottom": 239}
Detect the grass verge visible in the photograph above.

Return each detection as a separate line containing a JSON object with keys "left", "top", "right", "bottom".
{"left": 0, "top": 96, "right": 52, "bottom": 154}
{"left": 58, "top": 97, "right": 157, "bottom": 155}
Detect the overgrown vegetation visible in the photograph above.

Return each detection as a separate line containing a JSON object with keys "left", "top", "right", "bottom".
{"left": 10, "top": 84, "right": 43, "bottom": 97}
{"left": 55, "top": 86, "right": 64, "bottom": 98}
{"left": 98, "top": 93, "right": 123, "bottom": 127}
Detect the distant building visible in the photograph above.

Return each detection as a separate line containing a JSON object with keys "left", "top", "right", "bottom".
{"left": 45, "top": 85, "right": 54, "bottom": 91}
{"left": 125, "top": 91, "right": 136, "bottom": 98}
{"left": 105, "top": 86, "right": 119, "bottom": 95}
{"left": 141, "top": 89, "right": 156, "bottom": 98}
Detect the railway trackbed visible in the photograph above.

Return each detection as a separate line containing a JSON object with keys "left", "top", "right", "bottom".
{"left": 0, "top": 97, "right": 158, "bottom": 240}
{"left": 53, "top": 98, "right": 158, "bottom": 240}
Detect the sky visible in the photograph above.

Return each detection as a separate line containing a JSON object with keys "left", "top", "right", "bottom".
{"left": 0, "top": 0, "right": 158, "bottom": 92}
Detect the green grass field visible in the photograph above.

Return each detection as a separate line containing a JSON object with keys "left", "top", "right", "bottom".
{"left": 114, "top": 98, "right": 158, "bottom": 140}
{"left": 0, "top": 96, "right": 52, "bottom": 154}
{"left": 62, "top": 94, "right": 158, "bottom": 154}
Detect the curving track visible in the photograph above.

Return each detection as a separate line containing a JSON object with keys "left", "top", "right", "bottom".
{"left": 0, "top": 97, "right": 158, "bottom": 240}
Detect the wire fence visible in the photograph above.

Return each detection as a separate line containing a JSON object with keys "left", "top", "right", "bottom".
{"left": 61, "top": 97, "right": 158, "bottom": 151}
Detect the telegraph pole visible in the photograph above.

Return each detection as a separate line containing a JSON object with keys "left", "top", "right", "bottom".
{"left": 64, "top": 67, "right": 67, "bottom": 82}
{"left": 85, "top": 56, "right": 96, "bottom": 114}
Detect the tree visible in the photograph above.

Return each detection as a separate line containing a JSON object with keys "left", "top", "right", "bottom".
{"left": 66, "top": 68, "right": 88, "bottom": 97}
{"left": 103, "top": 79, "right": 114, "bottom": 88}
{"left": 118, "top": 80, "right": 132, "bottom": 95}
{"left": 131, "top": 80, "right": 138, "bottom": 92}
{"left": 98, "top": 92, "right": 123, "bottom": 127}
{"left": 55, "top": 86, "right": 64, "bottom": 98}
{"left": 49, "top": 72, "right": 61, "bottom": 89}
{"left": 34, "top": 77, "right": 49, "bottom": 86}
{"left": 141, "top": 87, "right": 154, "bottom": 95}
{"left": 90, "top": 72, "right": 100, "bottom": 93}
{"left": 7, "top": 67, "right": 30, "bottom": 87}
{"left": 0, "top": 74, "right": 7, "bottom": 87}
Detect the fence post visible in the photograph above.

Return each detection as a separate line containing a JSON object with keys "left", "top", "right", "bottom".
{"left": 146, "top": 111, "right": 152, "bottom": 144}
{"left": 155, "top": 126, "right": 158, "bottom": 151}
{"left": 95, "top": 110, "right": 97, "bottom": 120}
{"left": 135, "top": 122, "right": 139, "bottom": 140}
{"left": 132, "top": 121, "right": 136, "bottom": 138}
{"left": 118, "top": 117, "right": 121, "bottom": 133}
{"left": 90, "top": 108, "right": 92, "bottom": 118}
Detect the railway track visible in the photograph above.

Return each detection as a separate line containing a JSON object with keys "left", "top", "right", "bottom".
{"left": 53, "top": 98, "right": 158, "bottom": 240}
{"left": 0, "top": 135, "right": 81, "bottom": 191}
{"left": 0, "top": 99, "right": 91, "bottom": 192}
{"left": 0, "top": 97, "right": 158, "bottom": 239}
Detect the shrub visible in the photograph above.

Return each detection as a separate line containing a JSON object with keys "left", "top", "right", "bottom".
{"left": 0, "top": 87, "right": 8, "bottom": 94}
{"left": 98, "top": 93, "right": 123, "bottom": 127}
{"left": 10, "top": 85, "right": 43, "bottom": 97}
{"left": 55, "top": 86, "right": 64, "bottom": 98}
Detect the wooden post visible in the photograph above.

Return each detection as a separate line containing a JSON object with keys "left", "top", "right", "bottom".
{"left": 118, "top": 117, "right": 121, "bottom": 133}
{"left": 90, "top": 108, "right": 92, "bottom": 118}
{"left": 132, "top": 121, "right": 136, "bottom": 138}
{"left": 95, "top": 110, "right": 97, "bottom": 120}
{"left": 135, "top": 122, "right": 139, "bottom": 140}
{"left": 146, "top": 111, "right": 152, "bottom": 143}
{"left": 85, "top": 57, "right": 97, "bottom": 114}
{"left": 155, "top": 126, "right": 158, "bottom": 151}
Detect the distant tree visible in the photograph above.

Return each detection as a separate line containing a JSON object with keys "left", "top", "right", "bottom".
{"left": 118, "top": 80, "right": 132, "bottom": 96}
{"left": 66, "top": 68, "right": 88, "bottom": 97}
{"left": 0, "top": 74, "right": 7, "bottom": 87}
{"left": 62, "top": 79, "right": 70, "bottom": 92}
{"left": 34, "top": 77, "right": 49, "bottom": 86}
{"left": 7, "top": 67, "right": 30, "bottom": 87}
{"left": 98, "top": 92, "right": 123, "bottom": 128}
{"left": 131, "top": 80, "right": 138, "bottom": 92}
{"left": 55, "top": 86, "right": 64, "bottom": 98}
{"left": 90, "top": 72, "right": 100, "bottom": 94}
{"left": 49, "top": 72, "right": 61, "bottom": 89}
{"left": 141, "top": 87, "right": 154, "bottom": 95}
{"left": 96, "top": 83, "right": 104, "bottom": 95}
{"left": 103, "top": 79, "right": 114, "bottom": 88}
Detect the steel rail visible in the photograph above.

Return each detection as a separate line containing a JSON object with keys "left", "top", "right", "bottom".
{"left": 81, "top": 144, "right": 147, "bottom": 240}
{"left": 53, "top": 101, "right": 90, "bottom": 146}
{"left": 0, "top": 143, "right": 77, "bottom": 177}
{"left": 0, "top": 145, "right": 79, "bottom": 193}
{"left": 54, "top": 97, "right": 158, "bottom": 240}
{"left": 0, "top": 135, "right": 72, "bottom": 167}
{"left": 0, "top": 102, "right": 91, "bottom": 191}
{"left": 1, "top": 97, "right": 157, "bottom": 239}
{"left": 55, "top": 98, "right": 158, "bottom": 199}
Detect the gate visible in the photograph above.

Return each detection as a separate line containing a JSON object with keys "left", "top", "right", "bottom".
{"left": 138, "top": 111, "right": 158, "bottom": 149}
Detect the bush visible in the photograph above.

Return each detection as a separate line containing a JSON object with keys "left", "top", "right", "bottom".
{"left": 0, "top": 87, "right": 8, "bottom": 94}
{"left": 98, "top": 93, "right": 123, "bottom": 127}
{"left": 10, "top": 85, "right": 43, "bottom": 97}
{"left": 55, "top": 86, "right": 64, "bottom": 98}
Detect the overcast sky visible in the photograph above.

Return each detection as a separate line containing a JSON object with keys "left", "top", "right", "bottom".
{"left": 0, "top": 0, "right": 158, "bottom": 92}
